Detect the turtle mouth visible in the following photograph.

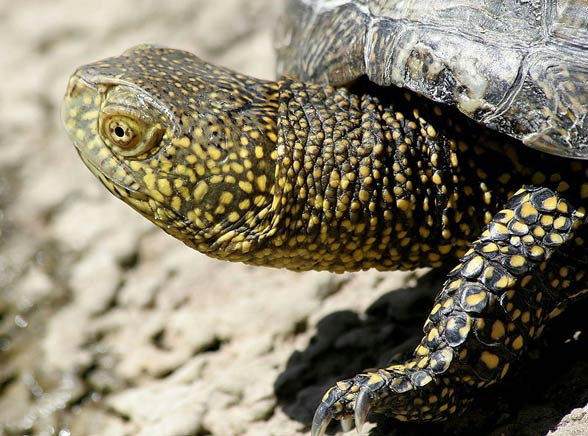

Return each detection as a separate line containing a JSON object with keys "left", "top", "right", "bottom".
{"left": 77, "top": 148, "right": 200, "bottom": 239}
{"left": 76, "top": 149, "right": 149, "bottom": 203}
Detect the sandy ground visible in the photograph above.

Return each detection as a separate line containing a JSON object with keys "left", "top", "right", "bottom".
{"left": 1, "top": 1, "right": 588, "bottom": 436}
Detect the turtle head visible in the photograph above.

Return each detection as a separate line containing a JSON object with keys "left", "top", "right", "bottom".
{"left": 62, "top": 45, "right": 280, "bottom": 258}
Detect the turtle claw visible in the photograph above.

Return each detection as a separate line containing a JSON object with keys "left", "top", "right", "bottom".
{"left": 312, "top": 374, "right": 385, "bottom": 435}
{"left": 311, "top": 400, "right": 334, "bottom": 436}
{"left": 354, "top": 388, "right": 372, "bottom": 434}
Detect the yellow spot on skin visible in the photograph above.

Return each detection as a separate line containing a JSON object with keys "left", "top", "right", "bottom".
{"left": 500, "top": 363, "right": 510, "bottom": 379}
{"left": 427, "top": 328, "right": 439, "bottom": 342}
{"left": 171, "top": 196, "right": 182, "bottom": 211}
{"left": 438, "top": 245, "right": 452, "bottom": 255}
{"left": 542, "top": 195, "right": 558, "bottom": 211}
{"left": 157, "top": 179, "right": 173, "bottom": 197}
{"left": 494, "top": 274, "right": 515, "bottom": 290}
{"left": 480, "top": 351, "right": 499, "bottom": 370}
{"left": 547, "top": 233, "right": 564, "bottom": 245}
{"left": 193, "top": 182, "right": 209, "bottom": 201}
{"left": 482, "top": 243, "right": 498, "bottom": 253}
{"left": 520, "top": 203, "right": 538, "bottom": 219}
{"left": 532, "top": 172, "right": 546, "bottom": 185}
{"left": 511, "top": 221, "right": 529, "bottom": 234}
{"left": 509, "top": 255, "right": 526, "bottom": 268}
{"left": 229, "top": 162, "right": 244, "bottom": 174}
{"left": 177, "top": 137, "right": 191, "bottom": 148}
{"left": 239, "top": 181, "right": 253, "bottom": 193}
{"left": 491, "top": 320, "right": 506, "bottom": 340}
{"left": 219, "top": 191, "right": 234, "bottom": 205}
{"left": 208, "top": 147, "right": 222, "bottom": 161}
{"left": 253, "top": 175, "right": 267, "bottom": 192}
{"left": 396, "top": 199, "right": 411, "bottom": 211}
{"left": 465, "top": 291, "right": 486, "bottom": 307}
{"left": 431, "top": 303, "right": 442, "bottom": 316}
{"left": 143, "top": 173, "right": 157, "bottom": 190}
{"left": 521, "top": 311, "right": 530, "bottom": 323}
{"left": 267, "top": 131, "right": 277, "bottom": 142}
{"left": 149, "top": 189, "right": 164, "bottom": 203}
{"left": 492, "top": 222, "right": 509, "bottom": 236}
{"left": 464, "top": 255, "right": 484, "bottom": 276}
{"left": 416, "top": 345, "right": 429, "bottom": 356}
{"left": 553, "top": 217, "right": 568, "bottom": 230}
{"left": 81, "top": 110, "right": 98, "bottom": 121}
{"left": 512, "top": 335, "right": 524, "bottom": 351}
{"left": 557, "top": 200, "right": 569, "bottom": 213}
{"left": 367, "top": 372, "right": 384, "bottom": 385}
{"left": 443, "top": 298, "right": 454, "bottom": 309}
{"left": 533, "top": 227, "right": 545, "bottom": 238}
{"left": 540, "top": 215, "right": 554, "bottom": 227}
{"left": 238, "top": 199, "right": 251, "bottom": 210}
{"left": 530, "top": 246, "right": 545, "bottom": 258}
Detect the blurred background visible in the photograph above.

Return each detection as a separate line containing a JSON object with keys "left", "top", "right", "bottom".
{"left": 1, "top": 1, "right": 588, "bottom": 435}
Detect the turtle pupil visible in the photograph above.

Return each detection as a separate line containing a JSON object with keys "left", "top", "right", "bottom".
{"left": 114, "top": 126, "right": 125, "bottom": 138}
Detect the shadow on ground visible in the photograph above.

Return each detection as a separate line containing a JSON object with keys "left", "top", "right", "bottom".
{"left": 275, "top": 270, "right": 588, "bottom": 435}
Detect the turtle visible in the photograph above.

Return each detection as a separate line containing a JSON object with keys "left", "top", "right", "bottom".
{"left": 61, "top": 0, "right": 588, "bottom": 434}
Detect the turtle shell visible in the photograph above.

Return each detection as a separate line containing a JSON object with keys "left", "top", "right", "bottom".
{"left": 275, "top": 0, "right": 588, "bottom": 158}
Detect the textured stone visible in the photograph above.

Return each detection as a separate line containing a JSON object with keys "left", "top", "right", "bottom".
{"left": 69, "top": 249, "right": 121, "bottom": 314}
{"left": 10, "top": 266, "right": 54, "bottom": 310}
{"left": 550, "top": 407, "right": 588, "bottom": 436}
{"left": 108, "top": 384, "right": 207, "bottom": 436}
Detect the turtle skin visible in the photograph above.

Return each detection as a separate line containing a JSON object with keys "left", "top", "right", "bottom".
{"left": 62, "top": 46, "right": 588, "bottom": 434}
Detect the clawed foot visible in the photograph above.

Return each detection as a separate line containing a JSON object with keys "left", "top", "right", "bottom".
{"left": 311, "top": 368, "right": 415, "bottom": 436}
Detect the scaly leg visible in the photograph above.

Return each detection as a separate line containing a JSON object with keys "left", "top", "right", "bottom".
{"left": 312, "top": 186, "right": 587, "bottom": 435}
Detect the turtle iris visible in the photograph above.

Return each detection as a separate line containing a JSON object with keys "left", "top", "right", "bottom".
{"left": 99, "top": 112, "right": 164, "bottom": 158}
{"left": 104, "top": 117, "right": 139, "bottom": 148}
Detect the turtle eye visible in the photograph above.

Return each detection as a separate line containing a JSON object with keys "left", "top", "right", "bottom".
{"left": 105, "top": 117, "right": 140, "bottom": 149}
{"left": 99, "top": 113, "right": 164, "bottom": 158}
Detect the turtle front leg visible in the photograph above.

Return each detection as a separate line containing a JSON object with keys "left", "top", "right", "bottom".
{"left": 312, "top": 186, "right": 586, "bottom": 435}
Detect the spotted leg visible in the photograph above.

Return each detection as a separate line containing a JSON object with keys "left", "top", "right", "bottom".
{"left": 312, "top": 186, "right": 587, "bottom": 435}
